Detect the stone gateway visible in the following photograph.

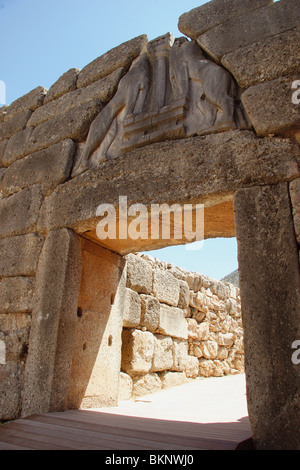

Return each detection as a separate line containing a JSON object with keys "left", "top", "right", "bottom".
{"left": 0, "top": 0, "right": 300, "bottom": 451}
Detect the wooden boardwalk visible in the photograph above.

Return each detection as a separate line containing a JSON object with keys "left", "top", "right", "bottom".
{"left": 0, "top": 375, "right": 252, "bottom": 450}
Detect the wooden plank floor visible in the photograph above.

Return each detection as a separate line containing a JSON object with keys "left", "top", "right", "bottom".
{"left": 0, "top": 375, "right": 252, "bottom": 450}
{"left": 0, "top": 411, "right": 251, "bottom": 450}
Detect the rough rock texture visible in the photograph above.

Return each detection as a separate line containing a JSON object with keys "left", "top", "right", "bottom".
{"left": 222, "top": 26, "right": 300, "bottom": 88}
{"left": 290, "top": 178, "right": 300, "bottom": 244}
{"left": 120, "top": 254, "right": 243, "bottom": 399}
{"left": 178, "top": 0, "right": 272, "bottom": 40}
{"left": 234, "top": 183, "right": 300, "bottom": 450}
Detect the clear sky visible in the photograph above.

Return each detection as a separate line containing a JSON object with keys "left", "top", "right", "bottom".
{"left": 0, "top": 0, "right": 238, "bottom": 280}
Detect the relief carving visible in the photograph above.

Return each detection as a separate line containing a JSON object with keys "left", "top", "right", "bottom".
{"left": 72, "top": 34, "right": 249, "bottom": 177}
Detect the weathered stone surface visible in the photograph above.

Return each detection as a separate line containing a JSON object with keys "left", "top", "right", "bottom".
{"left": 22, "top": 229, "right": 82, "bottom": 416}
{"left": 38, "top": 131, "right": 300, "bottom": 240}
{"left": 4, "top": 86, "right": 47, "bottom": 120}
{"left": 222, "top": 27, "right": 300, "bottom": 88}
{"left": 0, "top": 139, "right": 8, "bottom": 166}
{"left": 0, "top": 234, "right": 44, "bottom": 277}
{"left": 118, "top": 372, "right": 133, "bottom": 401}
{"left": 28, "top": 68, "right": 124, "bottom": 128}
{"left": 152, "top": 335, "right": 173, "bottom": 372}
{"left": 242, "top": 75, "right": 300, "bottom": 136}
{"left": 234, "top": 183, "right": 300, "bottom": 449}
{"left": 0, "top": 106, "right": 8, "bottom": 123}
{"left": 201, "top": 340, "right": 218, "bottom": 360}
{"left": 153, "top": 269, "right": 180, "bottom": 307}
{"left": 185, "top": 356, "right": 199, "bottom": 379}
{"left": 290, "top": 178, "right": 300, "bottom": 245}
{"left": 0, "top": 313, "right": 31, "bottom": 363}
{"left": 132, "top": 372, "right": 162, "bottom": 397}
{"left": 197, "top": 322, "right": 210, "bottom": 341}
{"left": 290, "top": 178, "right": 300, "bottom": 244}
{"left": 26, "top": 101, "right": 103, "bottom": 155}
{"left": 66, "top": 239, "right": 125, "bottom": 411}
{"left": 197, "top": 0, "right": 300, "bottom": 61}
{"left": 0, "top": 110, "right": 32, "bottom": 141}
{"left": 0, "top": 363, "right": 25, "bottom": 420}
{"left": 126, "top": 254, "right": 152, "bottom": 294}
{"left": 2, "top": 127, "right": 34, "bottom": 167}
{"left": 178, "top": 280, "right": 190, "bottom": 309}
{"left": 187, "top": 318, "right": 198, "bottom": 340}
{"left": 77, "top": 35, "right": 148, "bottom": 88}
{"left": 140, "top": 294, "right": 160, "bottom": 332}
{"left": 159, "top": 304, "right": 188, "bottom": 340}
{"left": 121, "top": 329, "right": 154, "bottom": 375}
{"left": 178, "top": 0, "right": 272, "bottom": 39}
{"left": 0, "top": 185, "right": 43, "bottom": 239}
{"left": 171, "top": 339, "right": 188, "bottom": 372}
{"left": 123, "top": 287, "right": 141, "bottom": 328}
{"left": 0, "top": 277, "right": 34, "bottom": 314}
{"left": 2, "top": 140, "right": 75, "bottom": 197}
{"left": 160, "top": 371, "right": 188, "bottom": 389}
{"left": 44, "top": 68, "right": 80, "bottom": 104}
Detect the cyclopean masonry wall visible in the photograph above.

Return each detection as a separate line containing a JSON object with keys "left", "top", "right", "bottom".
{"left": 119, "top": 254, "right": 243, "bottom": 400}
{"left": 0, "top": 0, "right": 300, "bottom": 450}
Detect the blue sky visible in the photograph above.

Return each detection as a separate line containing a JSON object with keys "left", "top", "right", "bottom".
{"left": 0, "top": 0, "right": 238, "bottom": 280}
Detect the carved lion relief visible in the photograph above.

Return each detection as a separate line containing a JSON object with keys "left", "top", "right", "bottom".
{"left": 72, "top": 33, "right": 250, "bottom": 176}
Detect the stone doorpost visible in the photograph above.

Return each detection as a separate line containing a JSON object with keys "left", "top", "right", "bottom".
{"left": 234, "top": 183, "right": 300, "bottom": 450}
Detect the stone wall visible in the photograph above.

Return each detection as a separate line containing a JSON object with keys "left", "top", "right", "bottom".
{"left": 119, "top": 253, "right": 243, "bottom": 400}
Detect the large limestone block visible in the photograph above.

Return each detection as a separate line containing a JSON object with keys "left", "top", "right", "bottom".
{"left": 151, "top": 335, "right": 173, "bottom": 372}
{"left": 126, "top": 254, "right": 152, "bottom": 294}
{"left": 153, "top": 269, "right": 180, "bottom": 307}
{"left": 160, "top": 371, "right": 188, "bottom": 389}
{"left": 0, "top": 139, "right": 8, "bottom": 166}
{"left": 159, "top": 304, "right": 188, "bottom": 340}
{"left": 0, "top": 363, "right": 25, "bottom": 420}
{"left": 26, "top": 101, "right": 103, "bottom": 155}
{"left": 178, "top": 0, "right": 272, "bottom": 39}
{"left": 0, "top": 110, "right": 32, "bottom": 141}
{"left": 234, "top": 183, "right": 300, "bottom": 449}
{"left": 140, "top": 294, "right": 160, "bottom": 332}
{"left": 0, "top": 234, "right": 44, "bottom": 277}
{"left": 123, "top": 288, "right": 141, "bottom": 328}
{"left": 197, "top": 0, "right": 300, "bottom": 62}
{"left": 2, "top": 140, "right": 75, "bottom": 197}
{"left": 0, "top": 185, "right": 42, "bottom": 239}
{"left": 2, "top": 128, "right": 34, "bottom": 167}
{"left": 201, "top": 341, "right": 218, "bottom": 360}
{"left": 0, "top": 277, "right": 34, "bottom": 314}
{"left": 172, "top": 339, "right": 189, "bottom": 372}
{"left": 242, "top": 75, "right": 300, "bottom": 136}
{"left": 22, "top": 229, "right": 82, "bottom": 416}
{"left": 290, "top": 178, "right": 300, "bottom": 244}
{"left": 118, "top": 372, "right": 133, "bottom": 401}
{"left": 77, "top": 35, "right": 148, "bottom": 88}
{"left": 185, "top": 356, "right": 199, "bottom": 379}
{"left": 132, "top": 373, "right": 162, "bottom": 397}
{"left": 44, "top": 68, "right": 80, "bottom": 104}
{"left": 0, "top": 313, "right": 31, "bottom": 364}
{"left": 222, "top": 27, "right": 300, "bottom": 88}
{"left": 37, "top": 131, "right": 300, "bottom": 238}
{"left": 121, "top": 329, "right": 154, "bottom": 375}
{"left": 178, "top": 280, "right": 190, "bottom": 309}
{"left": 28, "top": 68, "right": 124, "bottom": 128}
{"left": 4, "top": 86, "right": 46, "bottom": 120}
